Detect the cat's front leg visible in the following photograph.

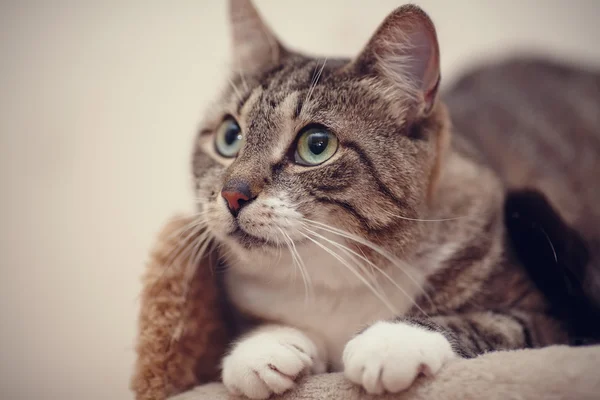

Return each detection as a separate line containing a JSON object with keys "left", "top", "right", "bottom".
{"left": 343, "top": 311, "right": 550, "bottom": 394}
{"left": 342, "top": 320, "right": 456, "bottom": 394}
{"left": 221, "top": 325, "right": 325, "bottom": 399}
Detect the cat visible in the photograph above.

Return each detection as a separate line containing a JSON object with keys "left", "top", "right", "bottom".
{"left": 444, "top": 58, "right": 600, "bottom": 314}
{"left": 190, "top": 1, "right": 596, "bottom": 398}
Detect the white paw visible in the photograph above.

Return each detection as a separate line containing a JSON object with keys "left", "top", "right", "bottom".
{"left": 342, "top": 321, "right": 456, "bottom": 394}
{"left": 222, "top": 326, "right": 324, "bottom": 399}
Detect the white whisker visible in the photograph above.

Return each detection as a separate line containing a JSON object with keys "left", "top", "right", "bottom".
{"left": 238, "top": 67, "right": 249, "bottom": 92}
{"left": 302, "top": 226, "right": 429, "bottom": 317}
{"left": 297, "top": 230, "right": 398, "bottom": 314}
{"left": 302, "top": 218, "right": 434, "bottom": 308}
{"left": 158, "top": 216, "right": 215, "bottom": 289}
{"left": 304, "top": 57, "right": 328, "bottom": 110}
{"left": 164, "top": 213, "right": 210, "bottom": 242}
{"left": 227, "top": 76, "right": 244, "bottom": 103}
{"left": 168, "top": 229, "right": 208, "bottom": 272}
{"left": 302, "top": 226, "right": 385, "bottom": 292}
{"left": 540, "top": 228, "right": 558, "bottom": 263}
{"left": 386, "top": 211, "right": 473, "bottom": 222}
{"left": 279, "top": 228, "right": 312, "bottom": 303}
{"left": 171, "top": 233, "right": 214, "bottom": 343}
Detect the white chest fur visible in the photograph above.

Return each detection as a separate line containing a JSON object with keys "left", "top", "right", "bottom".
{"left": 225, "top": 244, "right": 424, "bottom": 370}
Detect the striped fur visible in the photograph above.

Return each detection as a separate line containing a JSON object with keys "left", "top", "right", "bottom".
{"left": 189, "top": 1, "right": 598, "bottom": 397}
{"left": 445, "top": 59, "right": 600, "bottom": 309}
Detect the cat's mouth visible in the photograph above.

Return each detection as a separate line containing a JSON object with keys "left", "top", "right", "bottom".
{"left": 229, "top": 225, "right": 280, "bottom": 249}
{"left": 228, "top": 223, "right": 310, "bottom": 250}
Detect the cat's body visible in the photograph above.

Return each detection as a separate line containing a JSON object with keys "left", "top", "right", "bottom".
{"left": 191, "top": 1, "right": 597, "bottom": 398}
{"left": 446, "top": 59, "right": 600, "bottom": 308}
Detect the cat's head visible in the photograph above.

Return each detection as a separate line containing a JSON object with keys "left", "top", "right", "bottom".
{"left": 193, "top": 0, "right": 450, "bottom": 271}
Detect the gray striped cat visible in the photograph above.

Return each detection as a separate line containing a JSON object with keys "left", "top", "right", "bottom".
{"left": 190, "top": 1, "right": 597, "bottom": 398}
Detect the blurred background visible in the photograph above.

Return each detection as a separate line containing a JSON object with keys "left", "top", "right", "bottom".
{"left": 0, "top": 1, "right": 599, "bottom": 399}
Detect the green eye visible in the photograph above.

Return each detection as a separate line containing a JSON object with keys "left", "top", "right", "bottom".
{"left": 294, "top": 126, "right": 338, "bottom": 166}
{"left": 215, "top": 117, "right": 243, "bottom": 158}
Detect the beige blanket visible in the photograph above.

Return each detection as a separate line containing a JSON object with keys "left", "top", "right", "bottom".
{"left": 171, "top": 345, "right": 600, "bottom": 400}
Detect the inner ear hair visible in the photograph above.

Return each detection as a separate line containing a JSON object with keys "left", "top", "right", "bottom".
{"left": 353, "top": 5, "right": 441, "bottom": 115}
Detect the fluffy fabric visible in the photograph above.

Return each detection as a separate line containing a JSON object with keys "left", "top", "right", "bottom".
{"left": 132, "top": 214, "right": 600, "bottom": 400}
{"left": 131, "top": 215, "right": 230, "bottom": 400}
{"left": 171, "top": 345, "right": 600, "bottom": 400}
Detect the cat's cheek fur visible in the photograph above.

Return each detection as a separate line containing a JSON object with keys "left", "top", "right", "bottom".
{"left": 221, "top": 325, "right": 326, "bottom": 399}
{"left": 342, "top": 321, "right": 456, "bottom": 394}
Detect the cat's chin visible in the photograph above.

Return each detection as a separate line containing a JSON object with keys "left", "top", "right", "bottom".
{"left": 228, "top": 226, "right": 281, "bottom": 249}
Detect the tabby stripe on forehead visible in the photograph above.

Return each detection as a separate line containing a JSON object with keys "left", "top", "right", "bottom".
{"left": 285, "top": 59, "right": 321, "bottom": 90}
{"left": 245, "top": 92, "right": 266, "bottom": 131}
{"left": 294, "top": 61, "right": 336, "bottom": 117}
{"left": 262, "top": 63, "right": 287, "bottom": 84}
{"left": 265, "top": 59, "right": 313, "bottom": 91}
{"left": 235, "top": 62, "right": 315, "bottom": 116}
{"left": 344, "top": 142, "right": 410, "bottom": 210}
{"left": 293, "top": 94, "right": 304, "bottom": 120}
{"left": 234, "top": 63, "right": 288, "bottom": 114}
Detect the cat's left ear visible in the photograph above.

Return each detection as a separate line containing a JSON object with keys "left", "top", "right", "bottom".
{"left": 229, "top": 0, "right": 287, "bottom": 75}
{"left": 353, "top": 5, "right": 440, "bottom": 114}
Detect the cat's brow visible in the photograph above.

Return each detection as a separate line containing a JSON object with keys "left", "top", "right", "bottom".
{"left": 236, "top": 87, "right": 254, "bottom": 114}
{"left": 293, "top": 92, "right": 304, "bottom": 120}
{"left": 238, "top": 87, "right": 263, "bottom": 121}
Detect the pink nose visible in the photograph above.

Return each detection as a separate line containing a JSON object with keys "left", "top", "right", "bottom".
{"left": 220, "top": 180, "right": 254, "bottom": 216}
{"left": 221, "top": 190, "right": 250, "bottom": 213}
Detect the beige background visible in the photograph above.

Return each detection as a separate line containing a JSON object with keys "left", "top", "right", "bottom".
{"left": 0, "top": 1, "right": 599, "bottom": 399}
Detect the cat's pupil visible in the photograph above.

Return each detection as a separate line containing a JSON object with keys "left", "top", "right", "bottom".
{"left": 307, "top": 132, "right": 329, "bottom": 155}
{"left": 224, "top": 124, "right": 241, "bottom": 145}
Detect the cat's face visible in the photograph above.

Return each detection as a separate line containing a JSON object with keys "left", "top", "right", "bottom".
{"left": 192, "top": 1, "right": 448, "bottom": 269}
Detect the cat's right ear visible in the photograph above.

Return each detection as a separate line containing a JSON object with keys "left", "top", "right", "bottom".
{"left": 352, "top": 5, "right": 441, "bottom": 114}
{"left": 229, "top": 0, "right": 286, "bottom": 75}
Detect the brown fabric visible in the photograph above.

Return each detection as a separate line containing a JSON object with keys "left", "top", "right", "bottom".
{"left": 130, "top": 215, "right": 230, "bottom": 400}
{"left": 171, "top": 345, "right": 600, "bottom": 400}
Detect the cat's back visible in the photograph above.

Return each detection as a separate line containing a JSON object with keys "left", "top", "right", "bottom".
{"left": 444, "top": 58, "right": 600, "bottom": 256}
